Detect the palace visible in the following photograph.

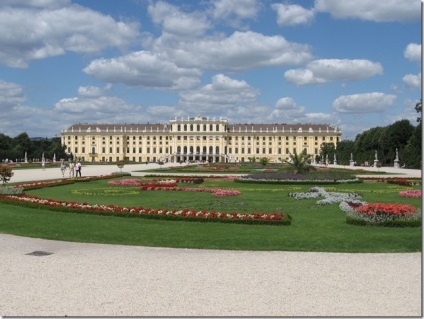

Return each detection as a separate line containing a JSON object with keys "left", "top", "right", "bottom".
{"left": 61, "top": 116, "right": 342, "bottom": 163}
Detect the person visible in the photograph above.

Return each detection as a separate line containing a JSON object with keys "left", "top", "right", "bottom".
{"left": 60, "top": 160, "right": 66, "bottom": 177}
{"left": 75, "top": 161, "right": 82, "bottom": 177}
{"left": 68, "top": 161, "right": 75, "bottom": 177}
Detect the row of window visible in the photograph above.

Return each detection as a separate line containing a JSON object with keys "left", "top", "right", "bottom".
{"left": 67, "top": 135, "right": 336, "bottom": 141}
{"left": 75, "top": 145, "right": 321, "bottom": 156}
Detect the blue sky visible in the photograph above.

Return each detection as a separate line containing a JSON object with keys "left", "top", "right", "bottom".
{"left": 0, "top": 0, "right": 421, "bottom": 140}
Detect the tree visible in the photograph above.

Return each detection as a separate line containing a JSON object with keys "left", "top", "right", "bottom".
{"left": 259, "top": 157, "right": 269, "bottom": 166}
{"left": 286, "top": 149, "right": 312, "bottom": 174}
{"left": 319, "top": 143, "right": 336, "bottom": 163}
{"left": 335, "top": 140, "right": 354, "bottom": 165}
{"left": 0, "top": 165, "right": 13, "bottom": 186}
{"left": 416, "top": 99, "right": 422, "bottom": 123}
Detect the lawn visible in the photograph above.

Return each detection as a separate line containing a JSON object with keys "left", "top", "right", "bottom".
{"left": 0, "top": 176, "right": 421, "bottom": 252}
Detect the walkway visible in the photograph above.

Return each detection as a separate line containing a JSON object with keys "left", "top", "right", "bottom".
{"left": 0, "top": 163, "right": 422, "bottom": 317}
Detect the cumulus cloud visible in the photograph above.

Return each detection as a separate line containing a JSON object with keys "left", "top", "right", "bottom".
{"left": 179, "top": 74, "right": 259, "bottom": 113}
{"left": 0, "top": 80, "right": 26, "bottom": 109}
{"left": 210, "top": 0, "right": 260, "bottom": 28}
{"left": 285, "top": 59, "right": 382, "bottom": 86}
{"left": 268, "top": 97, "right": 335, "bottom": 124}
{"left": 83, "top": 51, "right": 202, "bottom": 90}
{"left": 272, "top": 3, "right": 314, "bottom": 26}
{"left": 315, "top": 0, "right": 419, "bottom": 22}
{"left": 402, "top": 73, "right": 421, "bottom": 89}
{"left": 332, "top": 92, "right": 396, "bottom": 113}
{"left": 404, "top": 43, "right": 421, "bottom": 63}
{"left": 0, "top": 3, "right": 139, "bottom": 68}
{"left": 148, "top": 1, "right": 211, "bottom": 37}
{"left": 159, "top": 31, "right": 312, "bottom": 72}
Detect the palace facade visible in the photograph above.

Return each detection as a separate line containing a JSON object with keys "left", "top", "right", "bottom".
{"left": 61, "top": 116, "right": 342, "bottom": 163}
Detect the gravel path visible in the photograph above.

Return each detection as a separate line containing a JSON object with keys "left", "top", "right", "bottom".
{"left": 0, "top": 234, "right": 421, "bottom": 317}
{"left": 1, "top": 163, "right": 422, "bottom": 316}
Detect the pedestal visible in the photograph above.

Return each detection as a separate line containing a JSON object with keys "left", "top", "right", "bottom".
{"left": 350, "top": 160, "right": 354, "bottom": 166}
{"left": 394, "top": 160, "right": 400, "bottom": 168}
{"left": 374, "top": 160, "right": 379, "bottom": 168}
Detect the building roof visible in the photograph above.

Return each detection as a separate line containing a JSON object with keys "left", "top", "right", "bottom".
{"left": 63, "top": 122, "right": 340, "bottom": 134}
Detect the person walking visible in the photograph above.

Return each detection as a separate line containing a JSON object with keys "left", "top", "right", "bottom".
{"left": 60, "top": 160, "right": 66, "bottom": 177}
{"left": 75, "top": 161, "right": 82, "bottom": 177}
{"left": 68, "top": 161, "right": 75, "bottom": 177}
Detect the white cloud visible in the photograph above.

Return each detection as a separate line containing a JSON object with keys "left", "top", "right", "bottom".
{"left": 385, "top": 98, "right": 421, "bottom": 125}
{"left": 285, "top": 59, "right": 382, "bottom": 86}
{"left": 77, "top": 85, "right": 111, "bottom": 98}
{"left": 269, "top": 97, "right": 335, "bottom": 125}
{"left": 179, "top": 74, "right": 259, "bottom": 113}
{"left": 160, "top": 31, "right": 312, "bottom": 72}
{"left": 404, "top": 43, "right": 421, "bottom": 63}
{"left": 83, "top": 51, "right": 202, "bottom": 90}
{"left": 272, "top": 3, "right": 314, "bottom": 26}
{"left": 211, "top": 0, "right": 260, "bottom": 28}
{"left": 402, "top": 73, "right": 421, "bottom": 89}
{"left": 0, "top": 3, "right": 139, "bottom": 68}
{"left": 148, "top": 1, "right": 211, "bottom": 37}
{"left": 0, "top": 80, "right": 26, "bottom": 109}
{"left": 315, "top": 0, "right": 420, "bottom": 22}
{"left": 332, "top": 92, "right": 396, "bottom": 113}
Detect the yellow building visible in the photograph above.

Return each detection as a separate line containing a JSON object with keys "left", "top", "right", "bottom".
{"left": 61, "top": 116, "right": 341, "bottom": 163}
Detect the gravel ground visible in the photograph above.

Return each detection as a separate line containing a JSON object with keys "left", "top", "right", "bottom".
{"left": 1, "top": 163, "right": 422, "bottom": 317}
{"left": 0, "top": 234, "right": 421, "bottom": 317}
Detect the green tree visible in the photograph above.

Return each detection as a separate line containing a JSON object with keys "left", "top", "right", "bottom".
{"left": 259, "top": 157, "right": 269, "bottom": 166}
{"left": 335, "top": 140, "right": 354, "bottom": 165}
{"left": 319, "top": 142, "right": 336, "bottom": 163}
{"left": 286, "top": 150, "right": 312, "bottom": 174}
{"left": 0, "top": 165, "right": 13, "bottom": 185}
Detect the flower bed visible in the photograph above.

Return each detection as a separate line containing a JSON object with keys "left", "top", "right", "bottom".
{"left": 144, "top": 174, "right": 237, "bottom": 181}
{"left": 398, "top": 190, "right": 422, "bottom": 198}
{"left": 236, "top": 171, "right": 361, "bottom": 185}
{"left": 340, "top": 201, "right": 421, "bottom": 227}
{"left": 139, "top": 182, "right": 241, "bottom": 197}
{"left": 0, "top": 194, "right": 291, "bottom": 226}
{"left": 382, "top": 178, "right": 421, "bottom": 187}
{"left": 288, "top": 187, "right": 363, "bottom": 205}
{"left": 14, "top": 179, "right": 75, "bottom": 190}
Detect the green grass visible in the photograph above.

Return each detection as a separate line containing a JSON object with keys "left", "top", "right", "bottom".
{"left": 0, "top": 177, "right": 421, "bottom": 252}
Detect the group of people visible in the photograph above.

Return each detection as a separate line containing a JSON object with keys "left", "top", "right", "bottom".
{"left": 59, "top": 160, "right": 82, "bottom": 178}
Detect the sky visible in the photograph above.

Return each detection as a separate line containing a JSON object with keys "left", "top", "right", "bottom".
{"left": 0, "top": 0, "right": 421, "bottom": 140}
